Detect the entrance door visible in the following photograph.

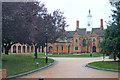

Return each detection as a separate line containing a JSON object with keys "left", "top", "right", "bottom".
{"left": 92, "top": 46, "right": 96, "bottom": 52}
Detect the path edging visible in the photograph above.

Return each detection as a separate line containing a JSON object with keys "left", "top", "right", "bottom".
{"left": 85, "top": 64, "right": 120, "bottom": 73}
{"left": 7, "top": 60, "right": 55, "bottom": 79}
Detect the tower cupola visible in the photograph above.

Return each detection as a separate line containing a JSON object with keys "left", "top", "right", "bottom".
{"left": 87, "top": 9, "right": 92, "bottom": 32}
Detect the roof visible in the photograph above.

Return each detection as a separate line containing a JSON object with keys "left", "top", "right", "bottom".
{"left": 77, "top": 28, "right": 87, "bottom": 35}
{"left": 66, "top": 31, "right": 76, "bottom": 38}
{"left": 56, "top": 38, "right": 68, "bottom": 43}
{"left": 92, "top": 28, "right": 105, "bottom": 37}
{"left": 65, "top": 28, "right": 105, "bottom": 39}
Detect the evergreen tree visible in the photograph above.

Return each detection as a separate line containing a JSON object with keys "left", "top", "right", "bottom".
{"left": 100, "top": 1, "right": 120, "bottom": 61}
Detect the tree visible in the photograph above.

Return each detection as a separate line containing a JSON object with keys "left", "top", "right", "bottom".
{"left": 100, "top": 1, "right": 120, "bottom": 61}
{"left": 30, "top": 9, "right": 68, "bottom": 59}
{"left": 2, "top": 2, "right": 68, "bottom": 60}
{"left": 2, "top": 2, "right": 47, "bottom": 55}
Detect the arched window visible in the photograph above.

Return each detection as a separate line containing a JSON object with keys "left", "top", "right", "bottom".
{"left": 75, "top": 39, "right": 78, "bottom": 43}
{"left": 83, "top": 39, "right": 86, "bottom": 47}
{"left": 93, "top": 46, "right": 96, "bottom": 52}
{"left": 93, "top": 38, "right": 96, "bottom": 43}
{"left": 49, "top": 46, "right": 53, "bottom": 53}
{"left": 56, "top": 45, "right": 58, "bottom": 51}
{"left": 61, "top": 45, "right": 64, "bottom": 51}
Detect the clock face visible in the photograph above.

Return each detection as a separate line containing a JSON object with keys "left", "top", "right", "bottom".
{"left": 88, "top": 23, "right": 90, "bottom": 26}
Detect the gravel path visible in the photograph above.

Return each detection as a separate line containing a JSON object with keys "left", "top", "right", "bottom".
{"left": 21, "top": 57, "right": 119, "bottom": 78}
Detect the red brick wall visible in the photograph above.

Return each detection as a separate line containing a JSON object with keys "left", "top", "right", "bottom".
{"left": 0, "top": 69, "right": 6, "bottom": 79}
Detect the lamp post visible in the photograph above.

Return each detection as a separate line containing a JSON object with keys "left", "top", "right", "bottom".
{"left": 45, "top": 24, "right": 48, "bottom": 63}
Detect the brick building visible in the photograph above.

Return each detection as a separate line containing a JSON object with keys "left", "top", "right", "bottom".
{"left": 47, "top": 10, "right": 105, "bottom": 54}
{"left": 2, "top": 10, "right": 105, "bottom": 54}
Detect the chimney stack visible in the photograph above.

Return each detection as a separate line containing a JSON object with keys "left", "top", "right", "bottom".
{"left": 100, "top": 19, "right": 103, "bottom": 30}
{"left": 76, "top": 20, "right": 79, "bottom": 30}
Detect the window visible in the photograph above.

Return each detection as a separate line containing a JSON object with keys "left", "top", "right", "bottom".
{"left": 75, "top": 47, "right": 78, "bottom": 51}
{"left": 56, "top": 45, "right": 58, "bottom": 51}
{"left": 75, "top": 39, "right": 78, "bottom": 43}
{"left": 83, "top": 39, "right": 86, "bottom": 47}
{"left": 61, "top": 45, "right": 64, "bottom": 51}
{"left": 93, "top": 38, "right": 96, "bottom": 43}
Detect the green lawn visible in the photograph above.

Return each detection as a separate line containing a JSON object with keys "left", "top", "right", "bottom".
{"left": 2, "top": 54, "right": 54, "bottom": 77}
{"left": 21, "top": 53, "right": 103, "bottom": 57}
{"left": 88, "top": 61, "right": 120, "bottom": 70}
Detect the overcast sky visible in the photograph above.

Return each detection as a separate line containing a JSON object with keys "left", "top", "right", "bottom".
{"left": 40, "top": 0, "right": 113, "bottom": 31}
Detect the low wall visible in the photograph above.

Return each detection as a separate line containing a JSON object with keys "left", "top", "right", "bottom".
{"left": 0, "top": 69, "right": 6, "bottom": 79}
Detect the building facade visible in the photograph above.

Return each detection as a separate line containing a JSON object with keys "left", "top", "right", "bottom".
{"left": 47, "top": 10, "right": 105, "bottom": 54}
{"left": 2, "top": 10, "right": 105, "bottom": 54}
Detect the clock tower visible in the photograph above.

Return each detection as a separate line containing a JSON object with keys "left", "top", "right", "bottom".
{"left": 87, "top": 9, "right": 92, "bottom": 32}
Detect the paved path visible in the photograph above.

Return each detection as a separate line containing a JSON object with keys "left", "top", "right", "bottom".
{"left": 21, "top": 57, "right": 119, "bottom": 78}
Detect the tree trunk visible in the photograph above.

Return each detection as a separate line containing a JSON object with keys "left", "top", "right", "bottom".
{"left": 4, "top": 42, "right": 14, "bottom": 55}
{"left": 5, "top": 48, "right": 9, "bottom": 55}
{"left": 42, "top": 45, "right": 44, "bottom": 53}
{"left": 113, "top": 53, "right": 116, "bottom": 61}
{"left": 34, "top": 46, "right": 38, "bottom": 59}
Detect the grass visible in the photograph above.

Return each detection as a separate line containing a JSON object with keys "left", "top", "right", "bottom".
{"left": 2, "top": 54, "right": 54, "bottom": 77}
{"left": 20, "top": 53, "right": 103, "bottom": 57}
{"left": 2, "top": 53, "right": 103, "bottom": 77}
{"left": 88, "top": 61, "right": 120, "bottom": 70}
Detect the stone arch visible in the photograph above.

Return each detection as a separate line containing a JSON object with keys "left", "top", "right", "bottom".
{"left": 31, "top": 46, "right": 34, "bottom": 53}
{"left": 18, "top": 45, "right": 21, "bottom": 53}
{"left": 49, "top": 46, "right": 53, "bottom": 53}
{"left": 23, "top": 46, "right": 26, "bottom": 53}
{"left": 13, "top": 45, "right": 16, "bottom": 53}
{"left": 27, "top": 46, "right": 30, "bottom": 53}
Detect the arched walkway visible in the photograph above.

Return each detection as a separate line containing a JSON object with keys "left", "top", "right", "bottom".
{"left": 13, "top": 45, "right": 16, "bottom": 53}
{"left": 18, "top": 46, "right": 21, "bottom": 53}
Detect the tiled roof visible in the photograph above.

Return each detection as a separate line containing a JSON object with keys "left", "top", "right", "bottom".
{"left": 66, "top": 31, "right": 75, "bottom": 38}
{"left": 92, "top": 28, "right": 105, "bottom": 37}
{"left": 66, "top": 28, "right": 105, "bottom": 38}
{"left": 77, "top": 28, "right": 87, "bottom": 35}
